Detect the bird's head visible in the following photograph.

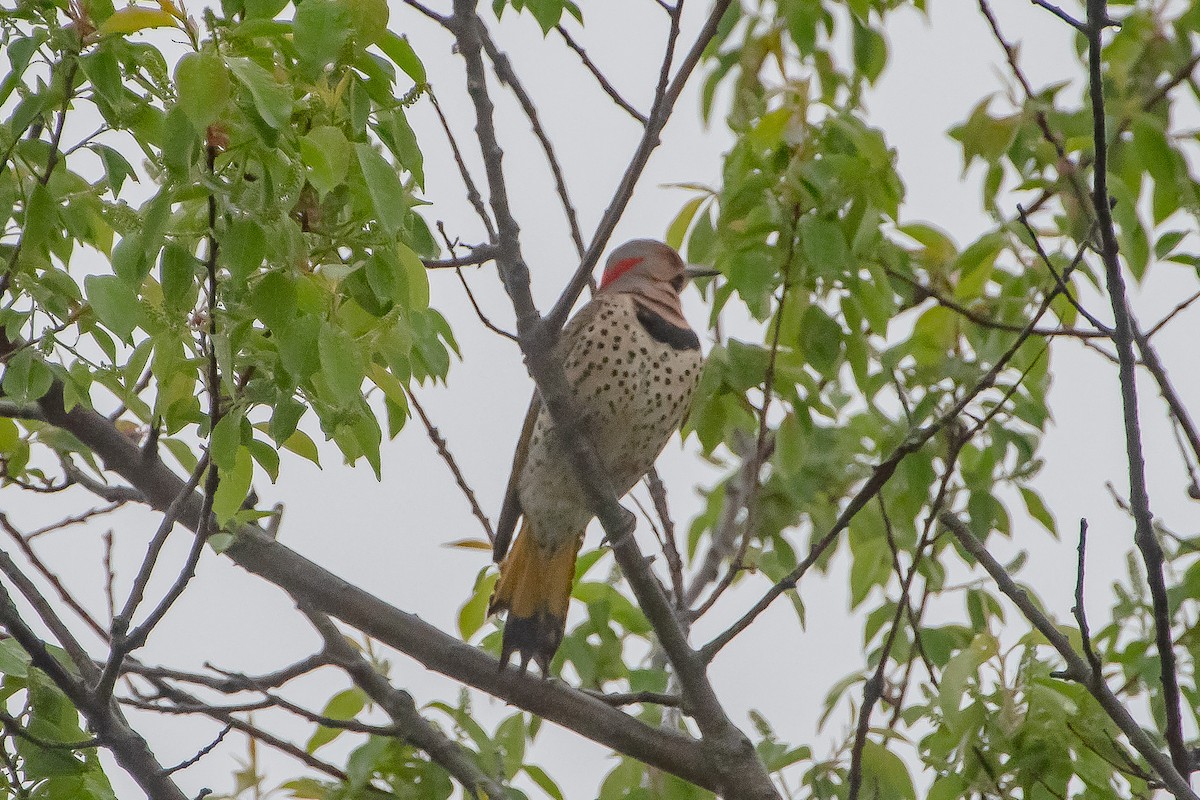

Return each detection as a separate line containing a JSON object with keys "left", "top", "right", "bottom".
{"left": 599, "top": 238, "right": 717, "bottom": 296}
{"left": 596, "top": 239, "right": 715, "bottom": 331}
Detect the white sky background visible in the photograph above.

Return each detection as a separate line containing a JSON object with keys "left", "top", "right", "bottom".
{"left": 6, "top": 0, "right": 1200, "bottom": 797}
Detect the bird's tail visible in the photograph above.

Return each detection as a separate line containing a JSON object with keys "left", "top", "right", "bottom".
{"left": 488, "top": 520, "right": 581, "bottom": 674}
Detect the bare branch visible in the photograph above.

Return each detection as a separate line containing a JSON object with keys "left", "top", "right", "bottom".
{"left": 544, "top": 0, "right": 728, "bottom": 333}
{"left": 1028, "top": 0, "right": 1087, "bottom": 31}
{"left": 428, "top": 91, "right": 497, "bottom": 241}
{"left": 585, "top": 689, "right": 685, "bottom": 709}
{"left": 422, "top": 245, "right": 500, "bottom": 269}
{"left": 645, "top": 468, "right": 686, "bottom": 608}
{"left": 554, "top": 26, "right": 649, "bottom": 125}
{"left": 480, "top": 31, "right": 586, "bottom": 257}
{"left": 123, "top": 654, "right": 330, "bottom": 694}
{"left": 162, "top": 723, "right": 233, "bottom": 774}
{"left": 1083, "top": 0, "right": 1187, "bottom": 776}
{"left": 0, "top": 578, "right": 192, "bottom": 800}
{"left": 407, "top": 390, "right": 497, "bottom": 543}
{"left": 302, "top": 607, "right": 508, "bottom": 799}
{"left": 0, "top": 513, "right": 109, "bottom": 642}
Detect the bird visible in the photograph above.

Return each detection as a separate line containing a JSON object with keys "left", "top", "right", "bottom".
{"left": 488, "top": 239, "right": 713, "bottom": 674}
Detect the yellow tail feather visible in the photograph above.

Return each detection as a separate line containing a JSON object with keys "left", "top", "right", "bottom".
{"left": 488, "top": 520, "right": 581, "bottom": 674}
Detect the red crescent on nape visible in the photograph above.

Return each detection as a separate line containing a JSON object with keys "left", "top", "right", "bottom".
{"left": 600, "top": 256, "right": 643, "bottom": 289}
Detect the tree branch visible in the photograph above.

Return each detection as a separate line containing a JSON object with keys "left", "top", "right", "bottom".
{"left": 543, "top": 0, "right": 731, "bottom": 333}
{"left": 301, "top": 607, "right": 508, "bottom": 799}
{"left": 941, "top": 512, "right": 1197, "bottom": 799}
{"left": 1084, "top": 0, "right": 1187, "bottom": 777}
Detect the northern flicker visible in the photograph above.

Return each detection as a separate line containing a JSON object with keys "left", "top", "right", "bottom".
{"left": 488, "top": 239, "right": 711, "bottom": 673}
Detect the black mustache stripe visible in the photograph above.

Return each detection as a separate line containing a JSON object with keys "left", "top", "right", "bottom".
{"left": 636, "top": 307, "right": 701, "bottom": 351}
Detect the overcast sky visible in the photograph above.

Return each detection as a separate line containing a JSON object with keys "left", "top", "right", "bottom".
{"left": 6, "top": 0, "right": 1200, "bottom": 797}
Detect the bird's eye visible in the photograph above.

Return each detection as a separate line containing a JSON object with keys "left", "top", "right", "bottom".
{"left": 670, "top": 275, "right": 685, "bottom": 291}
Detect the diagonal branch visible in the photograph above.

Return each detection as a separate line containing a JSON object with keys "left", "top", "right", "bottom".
{"left": 301, "top": 607, "right": 508, "bottom": 799}
{"left": 0, "top": 579, "right": 191, "bottom": 800}
{"left": 480, "top": 31, "right": 585, "bottom": 257}
{"left": 543, "top": 0, "right": 732, "bottom": 333}
{"left": 555, "top": 26, "right": 649, "bottom": 125}
{"left": 29, "top": 381, "right": 720, "bottom": 790}
{"left": 941, "top": 512, "right": 1197, "bottom": 800}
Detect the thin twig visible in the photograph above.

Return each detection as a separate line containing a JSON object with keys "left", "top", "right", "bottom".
{"left": 406, "top": 390, "right": 496, "bottom": 543}
{"left": 301, "top": 607, "right": 508, "bottom": 799}
{"left": 163, "top": 723, "right": 233, "bottom": 774}
{"left": 422, "top": 245, "right": 500, "bottom": 269}
{"left": 428, "top": 90, "right": 496, "bottom": 242}
{"left": 1028, "top": 0, "right": 1087, "bottom": 30}
{"left": 691, "top": 218, "right": 799, "bottom": 620}
{"left": 1145, "top": 289, "right": 1200, "bottom": 338}
{"left": 480, "top": 31, "right": 586, "bottom": 257}
{"left": 645, "top": 468, "right": 686, "bottom": 608}
{"left": 1073, "top": 519, "right": 1101, "bottom": 672}
{"left": 0, "top": 513, "right": 109, "bottom": 642}
{"left": 24, "top": 502, "right": 124, "bottom": 540}
{"left": 555, "top": 26, "right": 649, "bottom": 125}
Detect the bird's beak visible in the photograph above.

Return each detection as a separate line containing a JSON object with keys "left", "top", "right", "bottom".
{"left": 684, "top": 266, "right": 720, "bottom": 282}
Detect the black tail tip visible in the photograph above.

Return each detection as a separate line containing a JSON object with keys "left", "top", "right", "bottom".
{"left": 498, "top": 612, "right": 564, "bottom": 677}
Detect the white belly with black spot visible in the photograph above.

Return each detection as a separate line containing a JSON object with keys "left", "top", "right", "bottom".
{"left": 518, "top": 295, "right": 703, "bottom": 547}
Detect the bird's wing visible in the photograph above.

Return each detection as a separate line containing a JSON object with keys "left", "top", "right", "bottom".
{"left": 493, "top": 302, "right": 604, "bottom": 562}
{"left": 494, "top": 392, "right": 539, "bottom": 562}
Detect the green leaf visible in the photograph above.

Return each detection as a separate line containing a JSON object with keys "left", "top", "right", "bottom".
{"left": 210, "top": 410, "right": 244, "bottom": 470}
{"left": 345, "top": 0, "right": 388, "bottom": 45}
{"left": 799, "top": 215, "right": 849, "bottom": 277}
{"left": 162, "top": 105, "right": 197, "bottom": 177}
{"left": 174, "top": 50, "right": 231, "bottom": 130}
{"left": 355, "top": 143, "right": 406, "bottom": 235}
{"left": 160, "top": 241, "right": 199, "bottom": 312}
{"left": 852, "top": 21, "right": 887, "bottom": 84}
{"left": 378, "top": 32, "right": 426, "bottom": 83}
{"left": 251, "top": 272, "right": 298, "bottom": 330}
{"left": 524, "top": 765, "right": 564, "bottom": 800}
{"left": 938, "top": 632, "right": 996, "bottom": 730}
{"left": 221, "top": 218, "right": 267, "bottom": 284}
{"left": 458, "top": 569, "right": 498, "bottom": 641}
{"left": 395, "top": 243, "right": 429, "bottom": 308}
{"left": 666, "top": 196, "right": 705, "bottom": 251}
{"left": 383, "top": 107, "right": 423, "bottom": 189}
{"left": 300, "top": 126, "right": 351, "bottom": 197}
{"left": 294, "top": 0, "right": 351, "bottom": 74}
{"left": 306, "top": 688, "right": 366, "bottom": 753}
{"left": 212, "top": 445, "right": 253, "bottom": 525}
{"left": 90, "top": 144, "right": 137, "bottom": 195}
{"left": 318, "top": 324, "right": 365, "bottom": 405}
{"left": 1019, "top": 486, "right": 1057, "bottom": 536}
{"left": 281, "top": 429, "right": 320, "bottom": 465}
{"left": 0, "top": 418, "right": 18, "bottom": 454}
{"left": 227, "top": 56, "right": 293, "bottom": 129}
{"left": 99, "top": 7, "right": 177, "bottom": 34}
{"left": 1131, "top": 115, "right": 1176, "bottom": 185}
{"left": 85, "top": 274, "right": 141, "bottom": 341}
{"left": 860, "top": 741, "right": 914, "bottom": 800}
{"left": 1, "top": 350, "right": 53, "bottom": 404}
{"left": 798, "top": 305, "right": 843, "bottom": 376}
{"left": 0, "top": 639, "right": 31, "bottom": 677}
